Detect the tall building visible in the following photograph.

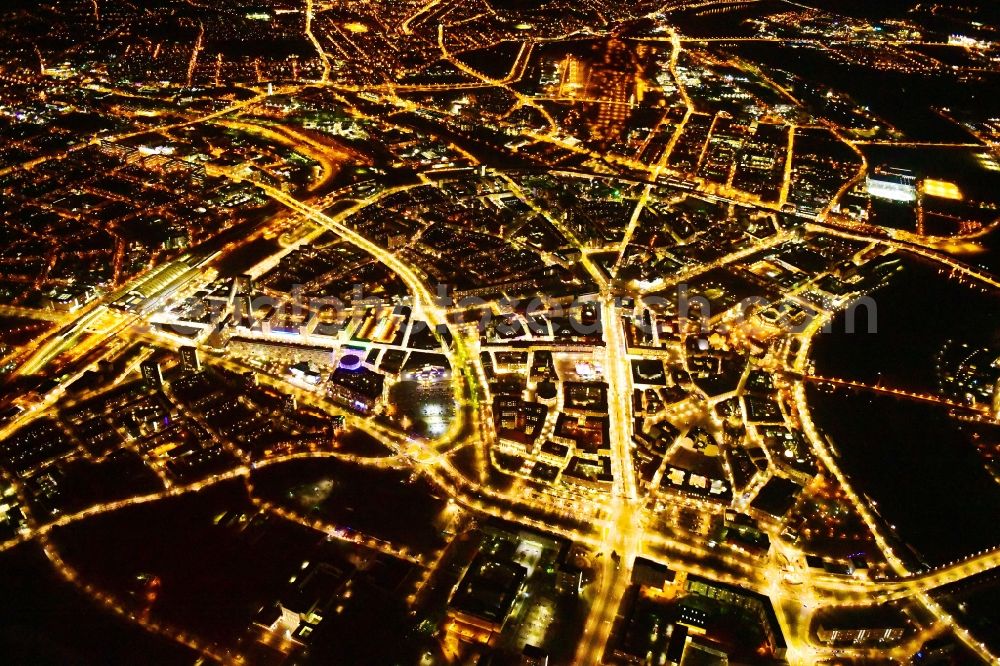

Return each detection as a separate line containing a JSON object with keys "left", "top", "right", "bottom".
{"left": 141, "top": 360, "right": 163, "bottom": 389}
{"left": 179, "top": 346, "right": 201, "bottom": 373}
{"left": 236, "top": 273, "right": 254, "bottom": 296}
{"left": 519, "top": 645, "right": 549, "bottom": 666}
{"left": 232, "top": 295, "right": 255, "bottom": 328}
{"left": 992, "top": 378, "right": 1000, "bottom": 419}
